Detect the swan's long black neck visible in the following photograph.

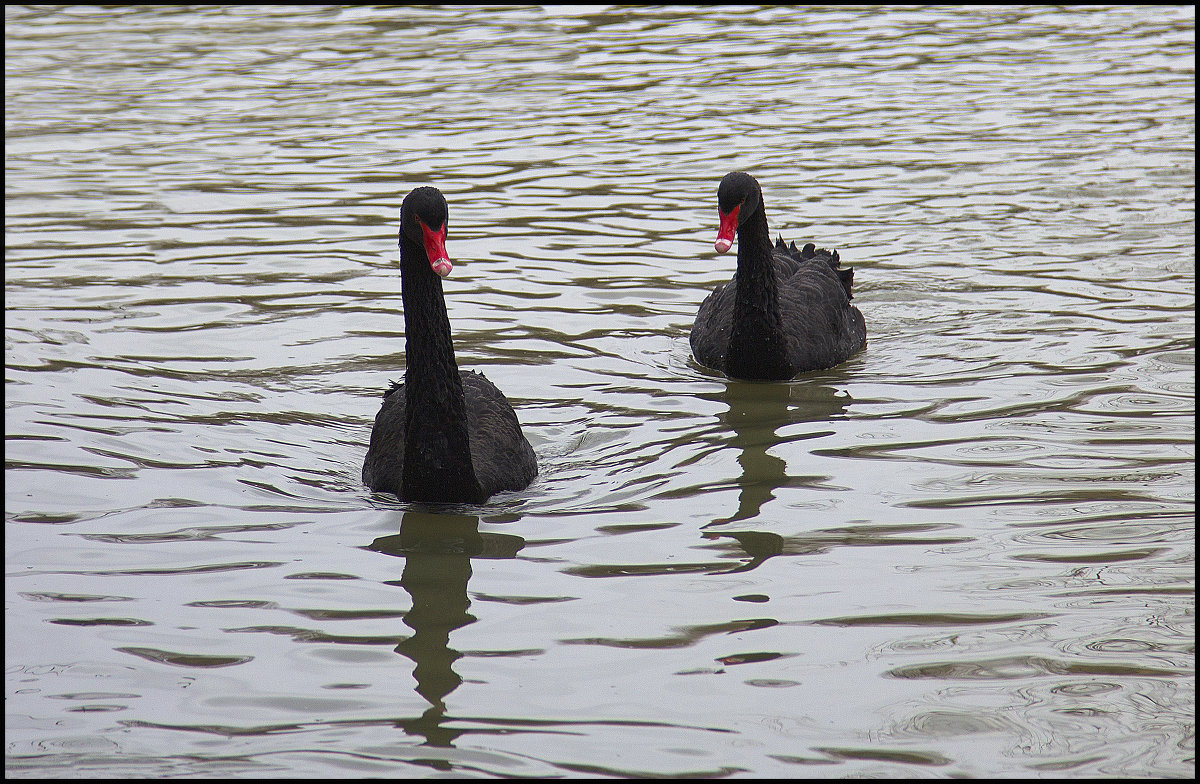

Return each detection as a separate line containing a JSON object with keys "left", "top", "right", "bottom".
{"left": 399, "top": 233, "right": 485, "bottom": 503}
{"left": 728, "top": 204, "right": 794, "bottom": 380}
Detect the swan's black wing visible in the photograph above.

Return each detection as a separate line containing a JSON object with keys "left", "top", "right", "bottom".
{"left": 362, "top": 380, "right": 407, "bottom": 495}
{"left": 690, "top": 277, "right": 736, "bottom": 372}
{"left": 775, "top": 240, "right": 866, "bottom": 371}
{"left": 461, "top": 369, "right": 538, "bottom": 496}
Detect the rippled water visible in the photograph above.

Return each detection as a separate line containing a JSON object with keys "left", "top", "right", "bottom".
{"left": 5, "top": 5, "right": 1194, "bottom": 778}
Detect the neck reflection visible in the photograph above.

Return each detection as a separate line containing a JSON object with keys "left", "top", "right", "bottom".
{"left": 367, "top": 510, "right": 525, "bottom": 748}
{"left": 703, "top": 378, "right": 853, "bottom": 569}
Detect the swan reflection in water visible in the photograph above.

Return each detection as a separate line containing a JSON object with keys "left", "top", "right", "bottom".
{"left": 703, "top": 378, "right": 853, "bottom": 571}
{"left": 699, "top": 379, "right": 971, "bottom": 570}
{"left": 367, "top": 510, "right": 524, "bottom": 750}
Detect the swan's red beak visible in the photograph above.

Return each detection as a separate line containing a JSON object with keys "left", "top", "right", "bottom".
{"left": 716, "top": 204, "right": 739, "bottom": 253}
{"left": 421, "top": 222, "right": 452, "bottom": 277}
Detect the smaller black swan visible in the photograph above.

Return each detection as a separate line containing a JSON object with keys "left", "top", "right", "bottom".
{"left": 362, "top": 186, "right": 537, "bottom": 503}
{"left": 690, "top": 171, "right": 866, "bottom": 380}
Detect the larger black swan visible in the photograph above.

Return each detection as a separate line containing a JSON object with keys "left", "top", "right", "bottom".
{"left": 362, "top": 186, "right": 537, "bottom": 503}
{"left": 690, "top": 171, "right": 866, "bottom": 380}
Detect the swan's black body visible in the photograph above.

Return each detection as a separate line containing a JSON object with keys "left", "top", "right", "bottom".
{"left": 690, "top": 172, "right": 866, "bottom": 380}
{"left": 362, "top": 186, "right": 536, "bottom": 503}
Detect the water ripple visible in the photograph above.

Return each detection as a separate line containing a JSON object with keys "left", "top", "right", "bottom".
{"left": 5, "top": 4, "right": 1193, "bottom": 779}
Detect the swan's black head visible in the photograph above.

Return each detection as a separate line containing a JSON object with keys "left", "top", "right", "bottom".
{"left": 715, "top": 171, "right": 762, "bottom": 254}
{"left": 400, "top": 186, "right": 452, "bottom": 277}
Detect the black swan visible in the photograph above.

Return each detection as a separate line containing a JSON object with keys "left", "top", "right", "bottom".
{"left": 690, "top": 171, "right": 866, "bottom": 380}
{"left": 362, "top": 186, "right": 537, "bottom": 503}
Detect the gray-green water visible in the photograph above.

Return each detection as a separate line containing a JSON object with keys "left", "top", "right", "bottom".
{"left": 5, "top": 5, "right": 1194, "bottom": 778}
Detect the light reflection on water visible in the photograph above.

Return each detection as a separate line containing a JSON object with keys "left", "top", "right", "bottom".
{"left": 5, "top": 4, "right": 1194, "bottom": 779}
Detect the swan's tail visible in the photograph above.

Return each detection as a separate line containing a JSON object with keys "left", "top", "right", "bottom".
{"left": 776, "top": 237, "right": 855, "bottom": 300}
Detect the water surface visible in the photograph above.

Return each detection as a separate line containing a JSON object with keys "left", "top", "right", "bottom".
{"left": 5, "top": 5, "right": 1194, "bottom": 778}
